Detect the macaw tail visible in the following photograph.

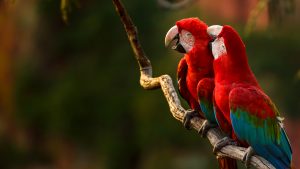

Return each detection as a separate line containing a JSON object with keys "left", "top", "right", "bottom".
{"left": 217, "top": 157, "right": 237, "bottom": 169}
{"left": 249, "top": 128, "right": 292, "bottom": 169}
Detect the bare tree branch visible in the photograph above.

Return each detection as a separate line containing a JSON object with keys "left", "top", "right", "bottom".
{"left": 157, "top": 0, "right": 194, "bottom": 10}
{"left": 112, "top": 0, "right": 275, "bottom": 168}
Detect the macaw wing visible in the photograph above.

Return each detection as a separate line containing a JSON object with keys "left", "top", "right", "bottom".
{"left": 229, "top": 87, "right": 292, "bottom": 169}
{"left": 177, "top": 58, "right": 189, "bottom": 100}
{"left": 197, "top": 78, "right": 216, "bottom": 123}
{"left": 213, "top": 97, "right": 233, "bottom": 136}
{"left": 177, "top": 57, "right": 201, "bottom": 111}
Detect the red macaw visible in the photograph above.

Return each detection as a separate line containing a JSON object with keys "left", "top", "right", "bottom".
{"left": 164, "top": 18, "right": 215, "bottom": 129}
{"left": 165, "top": 18, "right": 237, "bottom": 169}
{"left": 207, "top": 25, "right": 293, "bottom": 169}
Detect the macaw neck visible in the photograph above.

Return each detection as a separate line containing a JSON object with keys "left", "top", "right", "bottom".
{"left": 185, "top": 41, "right": 214, "bottom": 74}
{"left": 213, "top": 53, "right": 258, "bottom": 86}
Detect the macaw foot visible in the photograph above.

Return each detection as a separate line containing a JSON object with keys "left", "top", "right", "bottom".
{"left": 183, "top": 109, "right": 200, "bottom": 130}
{"left": 213, "top": 137, "right": 237, "bottom": 154}
{"left": 198, "top": 120, "right": 217, "bottom": 137}
{"left": 242, "top": 146, "right": 255, "bottom": 168}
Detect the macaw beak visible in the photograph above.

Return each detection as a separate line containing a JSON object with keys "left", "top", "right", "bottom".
{"left": 207, "top": 25, "right": 223, "bottom": 51}
{"left": 165, "top": 25, "right": 178, "bottom": 47}
{"left": 165, "top": 25, "right": 186, "bottom": 53}
{"left": 207, "top": 25, "right": 223, "bottom": 39}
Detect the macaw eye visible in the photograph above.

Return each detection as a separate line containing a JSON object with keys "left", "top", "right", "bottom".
{"left": 185, "top": 32, "right": 192, "bottom": 37}
{"left": 221, "top": 44, "right": 226, "bottom": 50}
{"left": 179, "top": 29, "right": 195, "bottom": 53}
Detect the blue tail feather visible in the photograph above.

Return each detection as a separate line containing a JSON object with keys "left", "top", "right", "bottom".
{"left": 230, "top": 111, "right": 292, "bottom": 169}
{"left": 253, "top": 129, "right": 292, "bottom": 169}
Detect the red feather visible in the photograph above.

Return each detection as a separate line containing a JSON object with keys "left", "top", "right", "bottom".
{"left": 213, "top": 26, "right": 259, "bottom": 139}
{"left": 175, "top": 18, "right": 237, "bottom": 169}
{"left": 176, "top": 18, "right": 214, "bottom": 113}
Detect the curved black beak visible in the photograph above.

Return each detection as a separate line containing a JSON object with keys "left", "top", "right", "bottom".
{"left": 209, "top": 39, "right": 214, "bottom": 51}
{"left": 172, "top": 34, "right": 186, "bottom": 53}
{"left": 165, "top": 25, "right": 186, "bottom": 54}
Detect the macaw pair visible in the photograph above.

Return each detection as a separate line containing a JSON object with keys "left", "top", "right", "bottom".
{"left": 165, "top": 18, "right": 293, "bottom": 169}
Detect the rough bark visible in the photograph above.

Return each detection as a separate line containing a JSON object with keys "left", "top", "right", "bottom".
{"left": 112, "top": 0, "right": 275, "bottom": 168}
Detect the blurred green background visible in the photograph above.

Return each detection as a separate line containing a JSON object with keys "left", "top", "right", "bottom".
{"left": 0, "top": 0, "right": 299, "bottom": 168}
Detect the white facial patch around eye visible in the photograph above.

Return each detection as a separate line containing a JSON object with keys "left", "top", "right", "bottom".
{"left": 179, "top": 30, "right": 195, "bottom": 53}
{"left": 211, "top": 37, "right": 227, "bottom": 59}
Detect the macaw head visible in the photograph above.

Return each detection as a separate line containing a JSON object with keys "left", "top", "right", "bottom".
{"left": 165, "top": 18, "right": 211, "bottom": 54}
{"left": 207, "top": 25, "right": 254, "bottom": 83}
{"left": 206, "top": 25, "right": 246, "bottom": 60}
